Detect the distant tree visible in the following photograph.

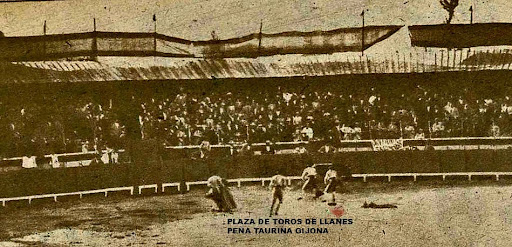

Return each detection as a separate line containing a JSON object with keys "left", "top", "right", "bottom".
{"left": 440, "top": 0, "right": 459, "bottom": 24}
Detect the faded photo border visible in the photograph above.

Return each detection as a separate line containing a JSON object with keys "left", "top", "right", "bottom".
{"left": 0, "top": 0, "right": 512, "bottom": 246}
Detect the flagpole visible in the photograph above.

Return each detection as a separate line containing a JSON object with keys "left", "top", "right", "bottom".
{"left": 92, "top": 18, "right": 98, "bottom": 61}
{"left": 153, "top": 14, "right": 157, "bottom": 33}
{"left": 361, "top": 10, "right": 365, "bottom": 56}
{"left": 469, "top": 6, "right": 473, "bottom": 24}
{"left": 258, "top": 19, "right": 263, "bottom": 56}
{"left": 153, "top": 14, "right": 157, "bottom": 54}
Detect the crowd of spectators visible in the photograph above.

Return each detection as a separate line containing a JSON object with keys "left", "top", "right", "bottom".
{"left": 0, "top": 82, "right": 511, "bottom": 157}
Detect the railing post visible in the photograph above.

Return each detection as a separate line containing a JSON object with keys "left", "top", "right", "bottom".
{"left": 434, "top": 52, "right": 437, "bottom": 72}
{"left": 43, "top": 20, "right": 47, "bottom": 59}
{"left": 92, "top": 18, "right": 98, "bottom": 61}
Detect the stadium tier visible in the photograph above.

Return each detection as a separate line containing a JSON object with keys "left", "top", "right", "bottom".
{"left": 0, "top": 70, "right": 511, "bottom": 158}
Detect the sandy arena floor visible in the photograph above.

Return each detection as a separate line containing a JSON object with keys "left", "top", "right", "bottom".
{"left": 1, "top": 180, "right": 512, "bottom": 247}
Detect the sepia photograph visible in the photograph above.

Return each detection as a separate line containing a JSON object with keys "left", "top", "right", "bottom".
{"left": 1, "top": 0, "right": 512, "bottom": 246}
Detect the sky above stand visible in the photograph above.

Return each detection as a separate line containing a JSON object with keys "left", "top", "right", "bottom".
{"left": 0, "top": 0, "right": 510, "bottom": 40}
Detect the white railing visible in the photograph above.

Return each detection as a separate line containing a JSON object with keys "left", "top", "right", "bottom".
{"left": 138, "top": 184, "right": 158, "bottom": 194}
{"left": 169, "top": 171, "right": 512, "bottom": 192}
{"left": 3, "top": 149, "right": 125, "bottom": 162}
{"left": 161, "top": 182, "right": 181, "bottom": 192}
{"left": 4, "top": 137, "right": 512, "bottom": 167}
{"left": 2, "top": 171, "right": 512, "bottom": 206}
{"left": 0, "top": 186, "right": 134, "bottom": 207}
{"left": 181, "top": 176, "right": 302, "bottom": 191}
{"left": 352, "top": 172, "right": 512, "bottom": 182}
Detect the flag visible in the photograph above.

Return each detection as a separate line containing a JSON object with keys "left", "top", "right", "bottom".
{"left": 360, "top": 10, "right": 365, "bottom": 16}
{"left": 153, "top": 14, "right": 156, "bottom": 22}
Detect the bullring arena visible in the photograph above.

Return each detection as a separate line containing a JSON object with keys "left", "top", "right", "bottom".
{"left": 2, "top": 178, "right": 512, "bottom": 246}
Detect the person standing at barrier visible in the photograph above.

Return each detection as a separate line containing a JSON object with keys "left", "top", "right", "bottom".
{"left": 298, "top": 164, "right": 321, "bottom": 200}
{"left": 269, "top": 174, "right": 286, "bottom": 216}
{"left": 111, "top": 149, "right": 119, "bottom": 164}
{"left": 323, "top": 165, "right": 338, "bottom": 205}
{"left": 205, "top": 175, "right": 237, "bottom": 212}
{"left": 49, "top": 154, "right": 60, "bottom": 168}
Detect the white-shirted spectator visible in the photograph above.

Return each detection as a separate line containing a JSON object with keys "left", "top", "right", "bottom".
{"left": 301, "top": 126, "right": 314, "bottom": 140}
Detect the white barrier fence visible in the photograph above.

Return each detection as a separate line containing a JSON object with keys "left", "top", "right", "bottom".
{"left": 353, "top": 172, "right": 512, "bottom": 182}
{"left": 4, "top": 137, "right": 512, "bottom": 171}
{"left": 3, "top": 172, "right": 512, "bottom": 206}
{"left": 138, "top": 184, "right": 158, "bottom": 194}
{"left": 0, "top": 186, "right": 134, "bottom": 207}
{"left": 176, "top": 172, "right": 512, "bottom": 192}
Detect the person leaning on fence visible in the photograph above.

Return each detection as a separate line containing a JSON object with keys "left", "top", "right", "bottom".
{"left": 298, "top": 164, "right": 321, "bottom": 200}
{"left": 111, "top": 149, "right": 119, "bottom": 164}
{"left": 318, "top": 144, "right": 337, "bottom": 153}
{"left": 264, "top": 140, "right": 275, "bottom": 155}
{"left": 205, "top": 175, "right": 237, "bottom": 212}
{"left": 323, "top": 165, "right": 338, "bottom": 205}
{"left": 269, "top": 174, "right": 287, "bottom": 217}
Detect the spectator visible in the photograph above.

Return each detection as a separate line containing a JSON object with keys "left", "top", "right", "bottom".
{"left": 3, "top": 82, "right": 512, "bottom": 157}
{"left": 301, "top": 126, "right": 314, "bottom": 141}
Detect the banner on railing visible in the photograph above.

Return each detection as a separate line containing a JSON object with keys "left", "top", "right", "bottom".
{"left": 371, "top": 139, "right": 404, "bottom": 151}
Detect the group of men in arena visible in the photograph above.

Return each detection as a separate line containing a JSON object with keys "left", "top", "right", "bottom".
{"left": 205, "top": 163, "right": 342, "bottom": 217}
{"left": 297, "top": 164, "right": 339, "bottom": 204}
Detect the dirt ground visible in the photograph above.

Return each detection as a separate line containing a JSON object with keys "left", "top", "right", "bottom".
{"left": 2, "top": 179, "right": 512, "bottom": 246}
